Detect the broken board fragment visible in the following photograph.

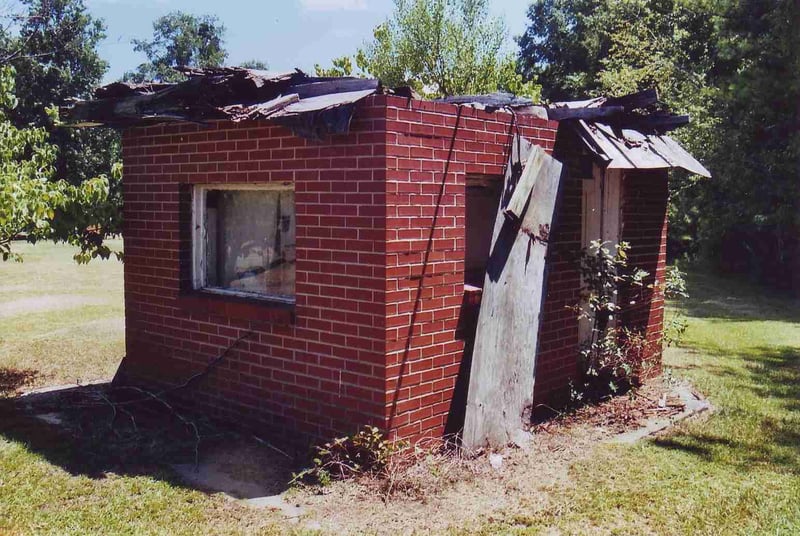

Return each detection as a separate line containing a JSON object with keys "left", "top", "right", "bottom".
{"left": 462, "top": 135, "right": 564, "bottom": 450}
{"left": 503, "top": 145, "right": 546, "bottom": 221}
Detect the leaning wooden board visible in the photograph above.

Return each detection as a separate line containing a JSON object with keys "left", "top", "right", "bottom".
{"left": 462, "top": 135, "right": 564, "bottom": 450}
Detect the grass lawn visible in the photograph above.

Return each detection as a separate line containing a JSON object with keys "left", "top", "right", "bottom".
{"left": 0, "top": 242, "right": 291, "bottom": 535}
{"left": 1, "top": 242, "right": 798, "bottom": 535}
{"left": 0, "top": 240, "right": 126, "bottom": 391}
{"left": 473, "top": 271, "right": 800, "bottom": 535}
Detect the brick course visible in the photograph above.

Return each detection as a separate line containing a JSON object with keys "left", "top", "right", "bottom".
{"left": 120, "top": 98, "right": 389, "bottom": 441}
{"left": 620, "top": 170, "right": 669, "bottom": 376}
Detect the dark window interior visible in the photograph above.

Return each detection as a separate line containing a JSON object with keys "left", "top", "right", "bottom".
{"left": 465, "top": 174, "right": 503, "bottom": 287}
{"left": 202, "top": 188, "right": 295, "bottom": 299}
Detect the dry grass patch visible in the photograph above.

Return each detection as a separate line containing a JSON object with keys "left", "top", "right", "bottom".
{"left": 292, "top": 375, "right": 681, "bottom": 535}
{"left": 0, "top": 240, "right": 124, "bottom": 389}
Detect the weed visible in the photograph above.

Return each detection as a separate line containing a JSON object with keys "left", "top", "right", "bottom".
{"left": 292, "top": 426, "right": 405, "bottom": 485}
{"left": 573, "top": 240, "right": 652, "bottom": 400}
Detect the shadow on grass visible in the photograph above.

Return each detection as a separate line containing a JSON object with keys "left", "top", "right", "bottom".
{"left": 653, "top": 343, "right": 800, "bottom": 475}
{"left": 677, "top": 271, "right": 800, "bottom": 323}
{"left": 0, "top": 384, "right": 293, "bottom": 497}
{"left": 657, "top": 270, "right": 800, "bottom": 473}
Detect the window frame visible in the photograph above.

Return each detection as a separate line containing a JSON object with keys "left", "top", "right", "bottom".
{"left": 191, "top": 182, "right": 296, "bottom": 305}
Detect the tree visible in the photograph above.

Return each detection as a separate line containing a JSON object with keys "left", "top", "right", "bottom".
{"left": 0, "top": 66, "right": 114, "bottom": 262}
{"left": 519, "top": 0, "right": 800, "bottom": 288}
{"left": 238, "top": 59, "right": 269, "bottom": 70}
{"left": 1, "top": 0, "right": 122, "bottom": 258}
{"left": 692, "top": 0, "right": 799, "bottom": 285}
{"left": 517, "top": 0, "right": 609, "bottom": 102}
{"left": 316, "top": 0, "right": 540, "bottom": 99}
{"left": 126, "top": 12, "right": 227, "bottom": 83}
{"left": 3, "top": 0, "right": 117, "bottom": 188}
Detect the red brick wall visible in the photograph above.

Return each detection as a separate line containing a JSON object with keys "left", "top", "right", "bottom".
{"left": 118, "top": 95, "right": 665, "bottom": 445}
{"left": 119, "top": 97, "right": 389, "bottom": 442}
{"left": 620, "top": 170, "right": 669, "bottom": 375}
{"left": 381, "top": 96, "right": 575, "bottom": 440}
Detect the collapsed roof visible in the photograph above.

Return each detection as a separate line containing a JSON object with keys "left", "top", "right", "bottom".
{"left": 62, "top": 67, "right": 709, "bottom": 176}
{"left": 439, "top": 88, "right": 710, "bottom": 177}
{"left": 62, "top": 67, "right": 383, "bottom": 139}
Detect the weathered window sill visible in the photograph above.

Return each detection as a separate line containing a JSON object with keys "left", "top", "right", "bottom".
{"left": 177, "top": 290, "right": 295, "bottom": 324}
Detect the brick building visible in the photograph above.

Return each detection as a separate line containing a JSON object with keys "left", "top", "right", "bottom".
{"left": 66, "top": 69, "right": 709, "bottom": 445}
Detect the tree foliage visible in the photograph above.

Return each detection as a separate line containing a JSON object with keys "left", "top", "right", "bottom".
{"left": 0, "top": 67, "right": 114, "bottom": 262}
{"left": 316, "top": 0, "right": 540, "bottom": 99}
{"left": 0, "top": 0, "right": 122, "bottom": 260}
{"left": 520, "top": 0, "right": 799, "bottom": 288}
{"left": 238, "top": 59, "right": 269, "bottom": 70}
{"left": 2, "top": 0, "right": 118, "bottom": 188}
{"left": 125, "top": 12, "right": 227, "bottom": 83}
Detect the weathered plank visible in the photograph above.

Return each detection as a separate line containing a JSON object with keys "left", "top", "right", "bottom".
{"left": 503, "top": 145, "right": 545, "bottom": 221}
{"left": 546, "top": 105, "right": 624, "bottom": 121}
{"left": 462, "top": 135, "right": 564, "bottom": 450}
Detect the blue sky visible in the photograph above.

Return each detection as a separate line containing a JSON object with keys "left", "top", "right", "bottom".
{"left": 84, "top": 0, "right": 532, "bottom": 83}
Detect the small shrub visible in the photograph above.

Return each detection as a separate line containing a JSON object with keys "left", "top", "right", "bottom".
{"left": 292, "top": 426, "right": 406, "bottom": 485}
{"left": 573, "top": 240, "right": 652, "bottom": 401}
{"left": 663, "top": 265, "right": 690, "bottom": 346}
{"left": 663, "top": 313, "right": 689, "bottom": 347}
{"left": 664, "top": 265, "right": 689, "bottom": 299}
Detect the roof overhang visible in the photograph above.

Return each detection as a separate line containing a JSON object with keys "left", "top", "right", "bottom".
{"left": 572, "top": 120, "right": 711, "bottom": 177}
{"left": 61, "top": 67, "right": 382, "bottom": 140}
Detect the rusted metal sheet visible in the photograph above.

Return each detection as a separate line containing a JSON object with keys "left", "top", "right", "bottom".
{"left": 272, "top": 89, "right": 378, "bottom": 116}
{"left": 573, "top": 120, "right": 711, "bottom": 177}
{"left": 62, "top": 67, "right": 381, "bottom": 139}
{"left": 223, "top": 94, "right": 300, "bottom": 122}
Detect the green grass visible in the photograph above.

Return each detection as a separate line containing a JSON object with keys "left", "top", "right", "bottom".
{"left": 475, "top": 271, "right": 800, "bottom": 535}
{"left": 0, "top": 439, "right": 275, "bottom": 536}
{"left": 0, "top": 240, "right": 125, "bottom": 390}
{"left": 2, "top": 243, "right": 798, "bottom": 534}
{"left": 0, "top": 242, "right": 298, "bottom": 535}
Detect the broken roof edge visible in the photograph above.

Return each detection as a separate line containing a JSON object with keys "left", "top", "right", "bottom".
{"left": 571, "top": 120, "right": 711, "bottom": 178}
{"left": 439, "top": 88, "right": 710, "bottom": 177}
{"left": 61, "top": 67, "right": 384, "bottom": 139}
{"left": 434, "top": 88, "right": 696, "bottom": 138}
{"left": 62, "top": 67, "right": 710, "bottom": 176}
{"left": 65, "top": 67, "right": 672, "bottom": 130}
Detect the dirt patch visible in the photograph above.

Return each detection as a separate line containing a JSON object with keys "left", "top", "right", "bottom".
{"left": 532, "top": 378, "right": 689, "bottom": 436}
{"left": 173, "top": 441, "right": 293, "bottom": 499}
{"left": 0, "top": 295, "right": 108, "bottom": 319}
{"left": 293, "top": 376, "right": 694, "bottom": 535}
{"left": 0, "top": 367, "right": 39, "bottom": 396}
{"left": 0, "top": 376, "right": 703, "bottom": 535}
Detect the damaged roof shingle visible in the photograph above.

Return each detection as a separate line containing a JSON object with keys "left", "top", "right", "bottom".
{"left": 62, "top": 67, "right": 382, "bottom": 139}
{"left": 64, "top": 67, "right": 710, "bottom": 176}
{"left": 440, "top": 87, "right": 709, "bottom": 176}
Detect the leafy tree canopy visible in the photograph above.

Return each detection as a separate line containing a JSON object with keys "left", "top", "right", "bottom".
{"left": 0, "top": 0, "right": 121, "bottom": 261}
{"left": 238, "top": 59, "right": 269, "bottom": 70}
{"left": 520, "top": 0, "right": 799, "bottom": 287}
{"left": 125, "top": 12, "right": 227, "bottom": 83}
{"left": 0, "top": 66, "right": 116, "bottom": 263}
{"left": 1, "top": 0, "right": 117, "bottom": 187}
{"left": 316, "top": 0, "right": 540, "bottom": 99}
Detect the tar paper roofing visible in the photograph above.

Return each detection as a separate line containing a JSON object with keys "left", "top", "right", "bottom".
{"left": 63, "top": 67, "right": 710, "bottom": 176}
